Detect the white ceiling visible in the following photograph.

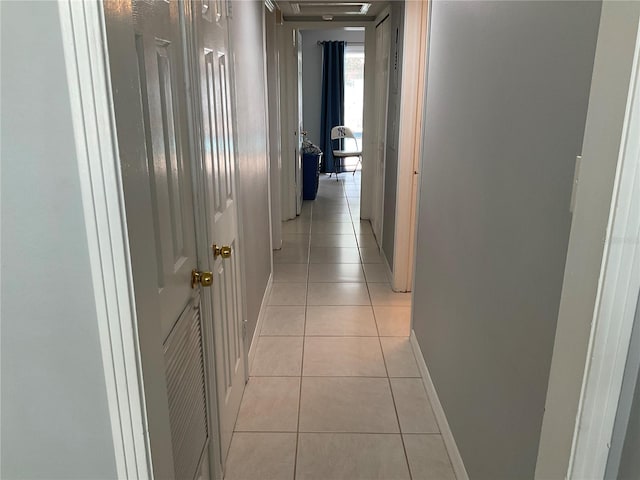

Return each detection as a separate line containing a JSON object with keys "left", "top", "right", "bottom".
{"left": 276, "top": 0, "right": 389, "bottom": 21}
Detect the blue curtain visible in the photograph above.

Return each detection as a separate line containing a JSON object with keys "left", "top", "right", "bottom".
{"left": 319, "top": 41, "right": 345, "bottom": 173}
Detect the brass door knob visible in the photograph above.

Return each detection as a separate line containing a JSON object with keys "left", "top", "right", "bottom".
{"left": 212, "top": 244, "right": 232, "bottom": 259}
{"left": 191, "top": 269, "right": 213, "bottom": 289}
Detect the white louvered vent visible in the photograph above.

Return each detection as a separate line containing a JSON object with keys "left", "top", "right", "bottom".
{"left": 164, "top": 301, "right": 208, "bottom": 480}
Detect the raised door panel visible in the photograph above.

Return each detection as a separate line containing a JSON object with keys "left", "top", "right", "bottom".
{"left": 133, "top": 6, "right": 197, "bottom": 341}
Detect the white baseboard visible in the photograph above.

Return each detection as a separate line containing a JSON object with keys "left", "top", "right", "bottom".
{"left": 410, "top": 331, "right": 470, "bottom": 480}
{"left": 247, "top": 273, "right": 273, "bottom": 370}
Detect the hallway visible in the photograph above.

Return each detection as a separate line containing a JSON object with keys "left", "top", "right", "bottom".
{"left": 223, "top": 173, "right": 456, "bottom": 479}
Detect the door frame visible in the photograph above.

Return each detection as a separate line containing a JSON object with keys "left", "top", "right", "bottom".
{"left": 265, "top": 4, "right": 283, "bottom": 249}
{"left": 391, "top": 0, "right": 429, "bottom": 292}
{"left": 534, "top": 6, "right": 640, "bottom": 479}
{"left": 57, "top": 1, "right": 152, "bottom": 477}
{"left": 278, "top": 19, "right": 373, "bottom": 221}
{"left": 369, "top": 7, "right": 391, "bottom": 246}
{"left": 567, "top": 17, "right": 640, "bottom": 478}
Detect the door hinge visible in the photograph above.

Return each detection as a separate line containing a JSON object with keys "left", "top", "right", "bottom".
{"left": 570, "top": 155, "right": 582, "bottom": 213}
{"left": 242, "top": 319, "right": 248, "bottom": 339}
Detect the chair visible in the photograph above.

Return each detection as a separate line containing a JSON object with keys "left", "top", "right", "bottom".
{"left": 330, "top": 126, "right": 362, "bottom": 180}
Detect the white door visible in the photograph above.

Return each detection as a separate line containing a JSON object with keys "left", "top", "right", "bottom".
{"left": 371, "top": 18, "right": 390, "bottom": 243}
{"left": 194, "top": 0, "right": 246, "bottom": 467}
{"left": 296, "top": 29, "right": 304, "bottom": 213}
{"left": 126, "top": 1, "right": 211, "bottom": 478}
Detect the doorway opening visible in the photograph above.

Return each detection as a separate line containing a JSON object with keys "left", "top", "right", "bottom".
{"left": 342, "top": 39, "right": 365, "bottom": 173}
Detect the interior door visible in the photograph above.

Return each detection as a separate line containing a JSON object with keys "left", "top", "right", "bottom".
{"left": 371, "top": 18, "right": 390, "bottom": 243}
{"left": 296, "top": 29, "right": 304, "bottom": 214}
{"left": 128, "top": 1, "right": 211, "bottom": 479}
{"left": 194, "top": 0, "right": 247, "bottom": 467}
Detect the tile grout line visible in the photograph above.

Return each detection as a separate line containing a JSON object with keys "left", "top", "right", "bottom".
{"left": 293, "top": 193, "right": 314, "bottom": 480}
{"left": 234, "top": 430, "right": 440, "bottom": 435}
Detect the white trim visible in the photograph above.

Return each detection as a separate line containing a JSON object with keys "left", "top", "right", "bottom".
{"left": 382, "top": 249, "right": 394, "bottom": 289}
{"left": 568, "top": 19, "right": 640, "bottom": 479}
{"left": 57, "top": 1, "right": 150, "bottom": 478}
{"left": 247, "top": 274, "right": 274, "bottom": 370}
{"left": 410, "top": 331, "right": 470, "bottom": 480}
{"left": 392, "top": 0, "right": 429, "bottom": 293}
{"left": 279, "top": 23, "right": 298, "bottom": 221}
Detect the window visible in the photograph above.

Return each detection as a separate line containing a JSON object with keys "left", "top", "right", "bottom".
{"left": 344, "top": 44, "right": 365, "bottom": 141}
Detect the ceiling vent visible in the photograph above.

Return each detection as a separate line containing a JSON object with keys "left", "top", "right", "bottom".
{"left": 291, "top": 2, "right": 371, "bottom": 16}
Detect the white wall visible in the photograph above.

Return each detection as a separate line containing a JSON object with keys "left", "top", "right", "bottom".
{"left": 230, "top": 0, "right": 272, "bottom": 341}
{"left": 412, "top": 1, "right": 600, "bottom": 478}
{"left": 301, "top": 28, "right": 365, "bottom": 147}
{"left": 382, "top": 2, "right": 404, "bottom": 268}
{"left": 0, "top": 2, "right": 118, "bottom": 477}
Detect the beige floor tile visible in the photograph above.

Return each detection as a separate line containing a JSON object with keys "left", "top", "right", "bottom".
{"left": 225, "top": 433, "right": 297, "bottom": 480}
{"left": 310, "top": 234, "right": 358, "bottom": 248}
{"left": 273, "top": 245, "right": 309, "bottom": 264}
{"left": 299, "top": 377, "right": 399, "bottom": 433}
{"left": 353, "top": 221, "right": 374, "bottom": 235}
{"left": 296, "top": 433, "right": 410, "bottom": 480}
{"left": 314, "top": 196, "right": 348, "bottom": 203}
{"left": 235, "top": 377, "right": 300, "bottom": 432}
{"left": 312, "top": 205, "right": 351, "bottom": 214}
{"left": 282, "top": 219, "right": 311, "bottom": 234}
{"left": 368, "top": 283, "right": 412, "bottom": 306}
{"left": 250, "top": 337, "right": 303, "bottom": 376}
{"left": 403, "top": 434, "right": 456, "bottom": 480}
{"left": 360, "top": 247, "right": 384, "bottom": 263}
{"left": 380, "top": 337, "right": 420, "bottom": 377}
{"left": 363, "top": 263, "right": 389, "bottom": 283}
{"left": 390, "top": 378, "right": 439, "bottom": 433}
{"left": 303, "top": 337, "right": 386, "bottom": 376}
{"left": 374, "top": 305, "right": 411, "bottom": 336}
{"left": 305, "top": 306, "right": 377, "bottom": 336}
{"left": 260, "top": 306, "right": 305, "bottom": 336}
{"left": 268, "top": 283, "right": 307, "bottom": 306}
{"left": 307, "top": 282, "right": 370, "bottom": 306}
{"left": 308, "top": 263, "right": 365, "bottom": 283}
{"left": 282, "top": 234, "right": 309, "bottom": 247}
{"left": 273, "top": 264, "right": 308, "bottom": 283}
{"left": 309, "top": 247, "right": 361, "bottom": 264}
{"left": 356, "top": 234, "right": 378, "bottom": 249}
{"left": 312, "top": 213, "right": 352, "bottom": 223}
{"left": 311, "top": 221, "right": 354, "bottom": 235}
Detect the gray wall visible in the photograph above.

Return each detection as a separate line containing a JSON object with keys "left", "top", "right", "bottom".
{"left": 412, "top": 2, "right": 600, "bottom": 479}
{"left": 231, "top": 1, "right": 272, "bottom": 341}
{"left": 0, "top": 2, "right": 118, "bottom": 478}
{"left": 301, "top": 28, "right": 365, "bottom": 147}
{"left": 382, "top": 3, "right": 404, "bottom": 269}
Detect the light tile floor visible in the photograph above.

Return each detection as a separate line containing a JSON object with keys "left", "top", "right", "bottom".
{"left": 225, "top": 172, "right": 456, "bottom": 480}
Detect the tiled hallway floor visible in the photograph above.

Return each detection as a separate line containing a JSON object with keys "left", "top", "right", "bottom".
{"left": 224, "top": 172, "right": 456, "bottom": 480}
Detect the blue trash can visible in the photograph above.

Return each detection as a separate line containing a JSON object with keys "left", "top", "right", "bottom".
{"left": 303, "top": 152, "right": 322, "bottom": 200}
